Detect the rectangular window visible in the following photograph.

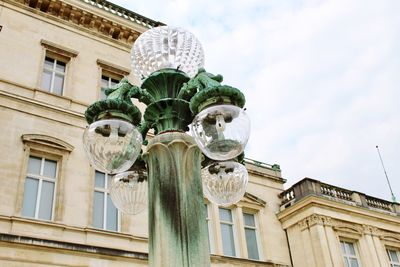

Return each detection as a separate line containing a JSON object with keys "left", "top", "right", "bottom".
{"left": 243, "top": 213, "right": 260, "bottom": 260}
{"left": 388, "top": 249, "right": 400, "bottom": 267}
{"left": 340, "top": 240, "right": 360, "bottom": 267}
{"left": 100, "top": 74, "right": 120, "bottom": 100}
{"left": 93, "top": 171, "right": 119, "bottom": 231}
{"left": 22, "top": 156, "right": 57, "bottom": 220}
{"left": 41, "top": 56, "right": 66, "bottom": 95}
{"left": 219, "top": 208, "right": 236, "bottom": 257}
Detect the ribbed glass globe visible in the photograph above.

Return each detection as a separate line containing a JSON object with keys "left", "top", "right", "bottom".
{"left": 191, "top": 105, "right": 250, "bottom": 161}
{"left": 83, "top": 119, "right": 142, "bottom": 174}
{"left": 131, "top": 26, "right": 205, "bottom": 79}
{"left": 109, "top": 171, "right": 147, "bottom": 215}
{"left": 202, "top": 161, "right": 248, "bottom": 206}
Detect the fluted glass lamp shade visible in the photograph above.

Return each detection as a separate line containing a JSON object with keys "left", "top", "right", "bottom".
{"left": 83, "top": 119, "right": 143, "bottom": 174}
{"left": 191, "top": 105, "right": 250, "bottom": 161}
{"left": 202, "top": 161, "right": 248, "bottom": 206}
{"left": 109, "top": 171, "right": 147, "bottom": 215}
{"left": 131, "top": 26, "right": 205, "bottom": 79}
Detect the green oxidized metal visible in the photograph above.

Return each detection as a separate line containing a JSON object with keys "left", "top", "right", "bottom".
{"left": 188, "top": 68, "right": 246, "bottom": 114}
{"left": 84, "top": 78, "right": 142, "bottom": 125}
{"left": 141, "top": 68, "right": 190, "bottom": 100}
{"left": 144, "top": 99, "right": 193, "bottom": 134}
{"left": 140, "top": 69, "right": 192, "bottom": 133}
{"left": 145, "top": 132, "right": 210, "bottom": 267}
{"left": 83, "top": 68, "right": 248, "bottom": 267}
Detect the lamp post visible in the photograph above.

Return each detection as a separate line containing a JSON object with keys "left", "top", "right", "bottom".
{"left": 82, "top": 26, "right": 251, "bottom": 267}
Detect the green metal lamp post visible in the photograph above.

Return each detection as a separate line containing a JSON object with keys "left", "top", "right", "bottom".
{"left": 83, "top": 26, "right": 251, "bottom": 267}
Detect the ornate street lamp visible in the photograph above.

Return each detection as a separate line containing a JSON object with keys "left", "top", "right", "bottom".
{"left": 83, "top": 26, "right": 250, "bottom": 267}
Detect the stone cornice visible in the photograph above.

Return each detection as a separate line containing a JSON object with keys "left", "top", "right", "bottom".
{"left": 9, "top": 0, "right": 160, "bottom": 45}
{"left": 76, "top": 0, "right": 164, "bottom": 29}
{"left": 295, "top": 214, "right": 399, "bottom": 243}
{"left": 22, "top": 134, "right": 75, "bottom": 152}
{"left": 0, "top": 232, "right": 149, "bottom": 260}
{"left": 278, "top": 195, "right": 400, "bottom": 228}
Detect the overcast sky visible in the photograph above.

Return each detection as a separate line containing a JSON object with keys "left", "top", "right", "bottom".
{"left": 111, "top": 0, "right": 399, "bottom": 201}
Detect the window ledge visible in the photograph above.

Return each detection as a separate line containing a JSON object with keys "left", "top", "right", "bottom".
{"left": 41, "top": 39, "right": 79, "bottom": 58}
{"left": 97, "top": 59, "right": 130, "bottom": 76}
{"left": 211, "top": 254, "right": 289, "bottom": 266}
{"left": 22, "top": 134, "right": 74, "bottom": 152}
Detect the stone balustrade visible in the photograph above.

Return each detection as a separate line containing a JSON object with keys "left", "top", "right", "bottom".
{"left": 280, "top": 177, "right": 400, "bottom": 215}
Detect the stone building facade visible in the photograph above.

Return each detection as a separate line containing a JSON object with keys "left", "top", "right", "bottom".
{"left": 0, "top": 0, "right": 398, "bottom": 266}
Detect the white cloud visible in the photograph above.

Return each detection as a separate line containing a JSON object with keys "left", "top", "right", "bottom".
{"left": 112, "top": 0, "right": 400, "bottom": 201}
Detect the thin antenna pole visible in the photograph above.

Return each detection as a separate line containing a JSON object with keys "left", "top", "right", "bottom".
{"left": 376, "top": 145, "right": 397, "bottom": 203}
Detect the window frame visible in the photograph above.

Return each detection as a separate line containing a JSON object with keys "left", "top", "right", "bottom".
{"left": 96, "top": 59, "right": 129, "bottom": 100}
{"left": 39, "top": 40, "right": 78, "bottom": 97}
{"left": 242, "top": 210, "right": 261, "bottom": 260}
{"left": 17, "top": 134, "right": 74, "bottom": 222}
{"left": 92, "top": 171, "right": 121, "bottom": 232}
{"left": 340, "top": 239, "right": 362, "bottom": 267}
{"left": 387, "top": 248, "right": 400, "bottom": 267}
{"left": 22, "top": 155, "right": 59, "bottom": 220}
{"left": 41, "top": 55, "right": 67, "bottom": 95}
{"left": 218, "top": 207, "right": 240, "bottom": 257}
{"left": 100, "top": 72, "right": 122, "bottom": 100}
{"left": 206, "top": 193, "right": 265, "bottom": 260}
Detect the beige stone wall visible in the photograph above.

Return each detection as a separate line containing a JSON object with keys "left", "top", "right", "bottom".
{"left": 0, "top": 1, "right": 292, "bottom": 266}
{"left": 278, "top": 196, "right": 400, "bottom": 267}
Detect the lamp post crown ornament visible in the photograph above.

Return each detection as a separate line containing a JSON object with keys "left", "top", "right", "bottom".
{"left": 82, "top": 25, "right": 251, "bottom": 267}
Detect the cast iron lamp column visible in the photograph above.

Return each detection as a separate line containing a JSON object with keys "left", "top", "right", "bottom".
{"left": 82, "top": 26, "right": 251, "bottom": 267}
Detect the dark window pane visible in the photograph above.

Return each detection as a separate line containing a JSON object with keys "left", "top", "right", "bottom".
{"left": 110, "top": 78, "right": 119, "bottom": 86}
{"left": 28, "top": 156, "right": 41, "bottom": 175}
{"left": 245, "top": 228, "right": 259, "bottom": 260}
{"left": 243, "top": 213, "right": 255, "bottom": 227}
{"left": 53, "top": 74, "right": 64, "bottom": 95}
{"left": 55, "top": 60, "right": 66, "bottom": 72}
{"left": 106, "top": 194, "right": 118, "bottom": 231}
{"left": 93, "top": 191, "right": 104, "bottom": 228}
{"left": 43, "top": 159, "right": 57, "bottom": 178}
{"left": 41, "top": 69, "right": 52, "bottom": 91}
{"left": 22, "top": 177, "right": 39, "bottom": 217}
{"left": 220, "top": 223, "right": 235, "bottom": 256}
{"left": 101, "top": 76, "right": 109, "bottom": 88}
{"left": 38, "top": 181, "right": 54, "bottom": 220}
{"left": 219, "top": 208, "right": 232, "bottom": 222}
{"left": 95, "top": 171, "right": 105, "bottom": 188}
{"left": 44, "top": 57, "right": 54, "bottom": 69}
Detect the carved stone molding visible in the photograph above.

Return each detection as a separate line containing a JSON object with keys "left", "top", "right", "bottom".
{"left": 21, "top": 134, "right": 74, "bottom": 152}
{"left": 362, "top": 225, "right": 382, "bottom": 236}
{"left": 10, "top": 0, "right": 162, "bottom": 45}
{"left": 333, "top": 222, "right": 363, "bottom": 236}
{"left": 380, "top": 233, "right": 400, "bottom": 244}
{"left": 41, "top": 39, "right": 79, "bottom": 58}
{"left": 298, "top": 214, "right": 333, "bottom": 230}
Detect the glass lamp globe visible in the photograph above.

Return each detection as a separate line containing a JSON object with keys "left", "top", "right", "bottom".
{"left": 202, "top": 161, "right": 248, "bottom": 206}
{"left": 109, "top": 171, "right": 147, "bottom": 215}
{"left": 83, "top": 119, "right": 142, "bottom": 174}
{"left": 191, "top": 104, "right": 250, "bottom": 161}
{"left": 131, "top": 26, "right": 205, "bottom": 79}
